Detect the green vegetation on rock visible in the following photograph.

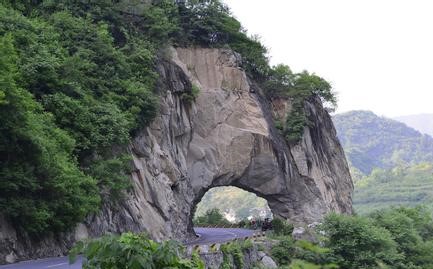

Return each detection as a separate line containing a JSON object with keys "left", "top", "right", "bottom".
{"left": 0, "top": 1, "right": 161, "bottom": 234}
{"left": 264, "top": 65, "right": 336, "bottom": 143}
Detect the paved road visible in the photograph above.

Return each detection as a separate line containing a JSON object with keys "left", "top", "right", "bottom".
{"left": 0, "top": 256, "right": 82, "bottom": 269}
{"left": 0, "top": 228, "right": 254, "bottom": 269}
{"left": 187, "top": 227, "right": 255, "bottom": 245}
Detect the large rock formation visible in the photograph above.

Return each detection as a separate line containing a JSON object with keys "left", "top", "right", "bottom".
{"left": 0, "top": 48, "right": 353, "bottom": 263}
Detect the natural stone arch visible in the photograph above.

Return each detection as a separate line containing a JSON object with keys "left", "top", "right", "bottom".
{"left": 172, "top": 48, "right": 353, "bottom": 235}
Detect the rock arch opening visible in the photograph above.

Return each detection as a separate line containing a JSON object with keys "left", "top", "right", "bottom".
{"left": 193, "top": 186, "right": 273, "bottom": 226}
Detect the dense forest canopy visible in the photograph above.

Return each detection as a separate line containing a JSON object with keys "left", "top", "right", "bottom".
{"left": 0, "top": 0, "right": 335, "bottom": 235}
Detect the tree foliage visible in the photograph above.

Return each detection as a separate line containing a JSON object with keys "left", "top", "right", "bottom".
{"left": 321, "top": 207, "right": 433, "bottom": 269}
{"left": 264, "top": 64, "right": 336, "bottom": 143}
{"left": 270, "top": 207, "right": 433, "bottom": 269}
{"left": 70, "top": 232, "right": 205, "bottom": 269}
{"left": 194, "top": 208, "right": 230, "bottom": 226}
{"left": 0, "top": 34, "right": 100, "bottom": 234}
{"left": 0, "top": 2, "right": 160, "bottom": 234}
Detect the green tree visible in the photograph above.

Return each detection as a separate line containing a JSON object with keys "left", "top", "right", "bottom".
{"left": 0, "top": 34, "right": 100, "bottom": 234}
{"left": 194, "top": 208, "right": 230, "bottom": 226}
{"left": 322, "top": 213, "right": 401, "bottom": 269}
{"left": 370, "top": 207, "right": 433, "bottom": 268}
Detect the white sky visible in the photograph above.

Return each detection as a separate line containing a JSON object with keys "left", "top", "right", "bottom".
{"left": 223, "top": 0, "right": 433, "bottom": 117}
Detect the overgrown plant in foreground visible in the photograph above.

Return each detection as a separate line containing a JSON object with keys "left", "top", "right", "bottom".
{"left": 269, "top": 207, "right": 433, "bottom": 269}
{"left": 69, "top": 232, "right": 204, "bottom": 269}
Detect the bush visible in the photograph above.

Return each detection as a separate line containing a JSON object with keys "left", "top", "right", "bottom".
{"left": 181, "top": 84, "right": 200, "bottom": 103}
{"left": 194, "top": 208, "right": 230, "bottom": 226}
{"left": 70, "top": 232, "right": 205, "bottom": 269}
{"left": 271, "top": 237, "right": 296, "bottom": 265}
{"left": 264, "top": 65, "right": 336, "bottom": 143}
{"left": 322, "top": 213, "right": 401, "bottom": 269}
{"left": 369, "top": 207, "right": 433, "bottom": 268}
{"left": 272, "top": 218, "right": 294, "bottom": 236}
{"left": 85, "top": 155, "right": 133, "bottom": 201}
{"left": 220, "top": 241, "right": 245, "bottom": 269}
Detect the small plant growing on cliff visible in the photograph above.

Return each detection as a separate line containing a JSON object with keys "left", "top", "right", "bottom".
{"left": 69, "top": 232, "right": 205, "bottom": 269}
{"left": 181, "top": 84, "right": 200, "bottom": 103}
{"left": 284, "top": 100, "right": 308, "bottom": 143}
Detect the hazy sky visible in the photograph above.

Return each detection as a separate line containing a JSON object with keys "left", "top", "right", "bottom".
{"left": 223, "top": 0, "right": 433, "bottom": 117}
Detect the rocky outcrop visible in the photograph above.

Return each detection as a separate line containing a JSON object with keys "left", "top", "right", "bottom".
{"left": 199, "top": 246, "right": 278, "bottom": 269}
{"left": 0, "top": 47, "right": 352, "bottom": 263}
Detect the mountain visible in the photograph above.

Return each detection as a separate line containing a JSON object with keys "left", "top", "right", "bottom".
{"left": 394, "top": 113, "right": 433, "bottom": 137}
{"left": 333, "top": 110, "right": 433, "bottom": 214}
{"left": 333, "top": 110, "right": 433, "bottom": 175}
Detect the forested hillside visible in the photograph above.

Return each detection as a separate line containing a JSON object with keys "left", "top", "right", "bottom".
{"left": 333, "top": 111, "right": 433, "bottom": 214}
{"left": 333, "top": 110, "right": 433, "bottom": 176}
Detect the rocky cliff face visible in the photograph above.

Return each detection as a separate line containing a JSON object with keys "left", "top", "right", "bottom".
{"left": 0, "top": 48, "right": 353, "bottom": 263}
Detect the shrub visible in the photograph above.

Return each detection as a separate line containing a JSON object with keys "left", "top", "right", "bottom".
{"left": 181, "top": 84, "right": 200, "bottom": 103}
{"left": 322, "top": 213, "right": 401, "bottom": 269}
{"left": 220, "top": 242, "right": 244, "bottom": 269}
{"left": 194, "top": 208, "right": 230, "bottom": 226}
{"left": 0, "top": 2, "right": 160, "bottom": 233}
{"left": 70, "top": 232, "right": 205, "bottom": 269}
{"left": 264, "top": 65, "right": 336, "bottom": 143}
{"left": 272, "top": 218, "right": 294, "bottom": 236}
{"left": 271, "top": 237, "right": 296, "bottom": 265}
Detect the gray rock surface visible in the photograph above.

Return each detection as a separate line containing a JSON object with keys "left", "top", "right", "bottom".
{"left": 0, "top": 48, "right": 353, "bottom": 264}
{"left": 260, "top": 255, "right": 278, "bottom": 268}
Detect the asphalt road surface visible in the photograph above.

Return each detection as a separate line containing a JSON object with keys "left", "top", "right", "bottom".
{"left": 0, "top": 228, "right": 254, "bottom": 269}
{"left": 187, "top": 227, "right": 255, "bottom": 245}
{"left": 0, "top": 256, "right": 82, "bottom": 269}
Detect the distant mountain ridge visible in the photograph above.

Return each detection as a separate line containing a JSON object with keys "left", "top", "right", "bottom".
{"left": 333, "top": 110, "right": 433, "bottom": 214}
{"left": 333, "top": 110, "right": 433, "bottom": 175}
{"left": 394, "top": 113, "right": 433, "bottom": 137}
